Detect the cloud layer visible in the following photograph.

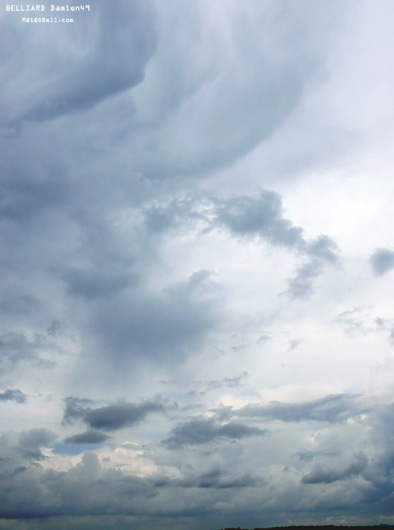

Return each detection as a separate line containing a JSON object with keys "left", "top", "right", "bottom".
{"left": 1, "top": 0, "right": 394, "bottom": 528}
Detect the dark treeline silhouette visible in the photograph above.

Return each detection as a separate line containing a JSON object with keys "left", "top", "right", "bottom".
{"left": 219, "top": 526, "right": 394, "bottom": 530}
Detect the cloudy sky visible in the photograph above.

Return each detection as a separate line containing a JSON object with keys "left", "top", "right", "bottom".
{"left": 1, "top": 1, "right": 394, "bottom": 528}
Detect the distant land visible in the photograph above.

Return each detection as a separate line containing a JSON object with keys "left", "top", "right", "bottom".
{"left": 218, "top": 526, "right": 394, "bottom": 530}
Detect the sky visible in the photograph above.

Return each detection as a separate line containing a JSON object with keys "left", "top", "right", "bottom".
{"left": 1, "top": 0, "right": 394, "bottom": 528}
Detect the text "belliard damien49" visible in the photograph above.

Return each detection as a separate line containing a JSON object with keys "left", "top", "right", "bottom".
{"left": 6, "top": 4, "right": 91, "bottom": 11}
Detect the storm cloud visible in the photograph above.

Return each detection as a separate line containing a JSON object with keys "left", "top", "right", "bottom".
{"left": 218, "top": 394, "right": 366, "bottom": 424}
{"left": 370, "top": 248, "right": 394, "bottom": 276}
{"left": 139, "top": 191, "right": 339, "bottom": 300}
{"left": 213, "top": 192, "right": 304, "bottom": 247}
{"left": 84, "top": 402, "right": 164, "bottom": 431}
{"left": 301, "top": 454, "right": 368, "bottom": 484}
{"left": 177, "top": 467, "right": 261, "bottom": 490}
{"left": 1, "top": 0, "right": 158, "bottom": 125}
{"left": 162, "top": 417, "right": 267, "bottom": 449}
{"left": 0, "top": 428, "right": 57, "bottom": 472}
{"left": 63, "top": 397, "right": 93, "bottom": 425}
{"left": 0, "top": 389, "right": 27, "bottom": 403}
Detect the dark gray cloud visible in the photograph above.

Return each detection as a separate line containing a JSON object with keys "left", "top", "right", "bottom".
{"left": 212, "top": 194, "right": 338, "bottom": 298}
{"left": 286, "top": 259, "right": 323, "bottom": 299}
{"left": 218, "top": 394, "right": 365, "bottom": 424}
{"left": 210, "top": 194, "right": 338, "bottom": 266}
{"left": 208, "top": 192, "right": 338, "bottom": 301}
{"left": 2, "top": 400, "right": 394, "bottom": 524}
{"left": 0, "top": 449, "right": 153, "bottom": 519}
{"left": 84, "top": 402, "right": 164, "bottom": 432}
{"left": 46, "top": 320, "right": 62, "bottom": 337}
{"left": 62, "top": 268, "right": 133, "bottom": 300}
{"left": 361, "top": 404, "right": 394, "bottom": 508}
{"left": 0, "top": 0, "right": 158, "bottom": 125}
{"left": 0, "top": 168, "right": 71, "bottom": 224}
{"left": 18, "top": 428, "right": 57, "bottom": 458}
{"left": 162, "top": 417, "right": 267, "bottom": 449}
{"left": 0, "top": 0, "right": 326, "bottom": 188}
{"left": 63, "top": 397, "right": 164, "bottom": 432}
{"left": 142, "top": 195, "right": 200, "bottom": 235}
{"left": 124, "top": 0, "right": 328, "bottom": 180}
{"left": 0, "top": 389, "right": 27, "bottom": 403}
{"left": 305, "top": 235, "right": 338, "bottom": 264}
{"left": 177, "top": 467, "right": 260, "bottom": 490}
{"left": 0, "top": 332, "right": 56, "bottom": 373}
{"left": 140, "top": 192, "right": 339, "bottom": 301}
{"left": 63, "top": 397, "right": 93, "bottom": 425}
{"left": 0, "top": 0, "right": 392, "bottom": 527}
{"left": 370, "top": 248, "right": 394, "bottom": 276}
{"left": 0, "top": 141, "right": 335, "bottom": 380}
{"left": 285, "top": 236, "right": 337, "bottom": 299}
{"left": 0, "top": 444, "right": 260, "bottom": 520}
{"left": 64, "top": 430, "right": 110, "bottom": 445}
{"left": 213, "top": 192, "right": 303, "bottom": 248}
{"left": 0, "top": 429, "right": 57, "bottom": 468}
{"left": 89, "top": 271, "right": 218, "bottom": 365}
{"left": 0, "top": 0, "right": 342, "bottom": 408}
{"left": 0, "top": 186, "right": 337, "bottom": 379}
{"left": 0, "top": 294, "right": 42, "bottom": 315}
{"left": 301, "top": 454, "right": 368, "bottom": 484}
